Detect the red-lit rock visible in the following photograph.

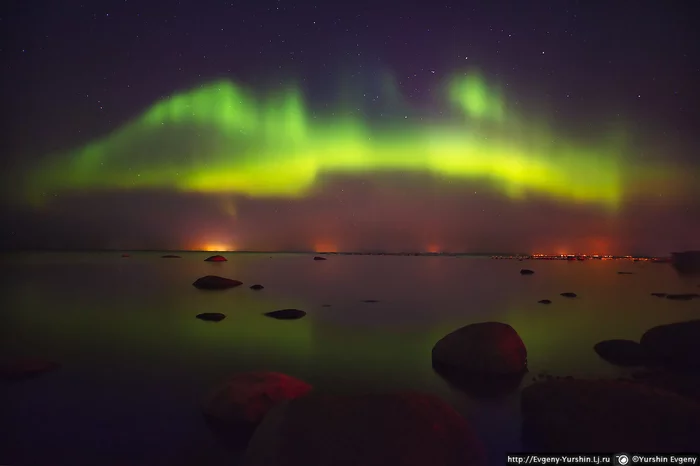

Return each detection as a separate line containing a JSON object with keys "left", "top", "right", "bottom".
{"left": 432, "top": 322, "right": 527, "bottom": 375}
{"left": 0, "top": 358, "right": 60, "bottom": 381}
{"left": 193, "top": 275, "right": 243, "bottom": 290}
{"left": 205, "top": 255, "right": 227, "bottom": 262}
{"left": 202, "top": 372, "right": 312, "bottom": 434}
{"left": 522, "top": 379, "right": 700, "bottom": 452}
{"left": 241, "top": 392, "right": 486, "bottom": 466}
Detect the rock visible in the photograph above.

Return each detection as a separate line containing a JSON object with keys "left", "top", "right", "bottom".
{"left": 250, "top": 284, "right": 265, "bottom": 290}
{"left": 560, "top": 292, "right": 577, "bottom": 298}
{"left": 432, "top": 322, "right": 527, "bottom": 397}
{"left": 313, "top": 256, "right": 327, "bottom": 261}
{"left": 264, "top": 309, "right": 307, "bottom": 320}
{"left": 666, "top": 293, "right": 699, "bottom": 301}
{"left": 121, "top": 253, "right": 130, "bottom": 258}
{"left": 196, "top": 313, "right": 226, "bottom": 322}
{"left": 203, "top": 372, "right": 312, "bottom": 446}
{"left": 0, "top": 358, "right": 60, "bottom": 381}
{"left": 593, "top": 339, "right": 649, "bottom": 366}
{"left": 640, "top": 320, "right": 700, "bottom": 373}
{"left": 651, "top": 292, "right": 667, "bottom": 298}
{"left": 537, "top": 299, "right": 552, "bottom": 304}
{"left": 205, "top": 255, "right": 227, "bottom": 262}
{"left": 162, "top": 254, "right": 181, "bottom": 258}
{"left": 617, "top": 271, "right": 634, "bottom": 275}
{"left": 521, "top": 379, "right": 700, "bottom": 452}
{"left": 321, "top": 304, "right": 332, "bottom": 308}
{"left": 241, "top": 392, "right": 486, "bottom": 466}
{"left": 193, "top": 275, "right": 243, "bottom": 290}
{"left": 361, "top": 299, "right": 379, "bottom": 303}
{"left": 520, "top": 269, "right": 535, "bottom": 275}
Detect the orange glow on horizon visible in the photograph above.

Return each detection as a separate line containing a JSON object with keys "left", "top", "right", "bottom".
{"left": 201, "top": 243, "right": 235, "bottom": 252}
{"left": 427, "top": 244, "right": 441, "bottom": 253}
{"left": 314, "top": 242, "right": 338, "bottom": 253}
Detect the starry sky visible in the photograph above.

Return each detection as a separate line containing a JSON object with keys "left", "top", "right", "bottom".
{"left": 1, "top": 0, "right": 698, "bottom": 254}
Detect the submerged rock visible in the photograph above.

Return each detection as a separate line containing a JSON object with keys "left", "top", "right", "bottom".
{"left": 205, "top": 255, "right": 227, "bottom": 262}
{"left": 313, "top": 256, "right": 327, "bottom": 261}
{"left": 264, "top": 309, "right": 307, "bottom": 320}
{"left": 162, "top": 254, "right": 181, "bottom": 258}
{"left": 321, "top": 304, "right": 332, "bottom": 308}
{"left": 560, "top": 292, "right": 577, "bottom": 298}
{"left": 651, "top": 292, "right": 667, "bottom": 298}
{"left": 203, "top": 372, "right": 312, "bottom": 447}
{"left": 617, "top": 271, "right": 634, "bottom": 275}
{"left": 121, "top": 253, "right": 130, "bottom": 258}
{"left": 537, "top": 299, "right": 552, "bottom": 304}
{"left": 521, "top": 379, "right": 700, "bottom": 452}
{"left": 640, "top": 320, "right": 700, "bottom": 373}
{"left": 242, "top": 392, "right": 486, "bottom": 466}
{"left": 196, "top": 313, "right": 226, "bottom": 322}
{"left": 193, "top": 275, "right": 243, "bottom": 290}
{"left": 520, "top": 269, "right": 535, "bottom": 275}
{"left": 593, "top": 339, "right": 649, "bottom": 367}
{"left": 432, "top": 322, "right": 527, "bottom": 397}
{"left": 666, "top": 293, "right": 699, "bottom": 301}
{"left": 361, "top": 299, "right": 379, "bottom": 303}
{"left": 0, "top": 358, "right": 60, "bottom": 381}
{"left": 250, "top": 284, "right": 265, "bottom": 290}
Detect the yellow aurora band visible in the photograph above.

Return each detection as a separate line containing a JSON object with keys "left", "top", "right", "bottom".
{"left": 24, "top": 70, "right": 628, "bottom": 208}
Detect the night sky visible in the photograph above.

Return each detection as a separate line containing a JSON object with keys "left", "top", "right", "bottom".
{"left": 1, "top": 0, "right": 698, "bottom": 254}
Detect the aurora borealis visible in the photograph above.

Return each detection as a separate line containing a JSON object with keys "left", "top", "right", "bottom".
{"left": 25, "top": 72, "right": 628, "bottom": 208}
{"left": 1, "top": 1, "right": 698, "bottom": 254}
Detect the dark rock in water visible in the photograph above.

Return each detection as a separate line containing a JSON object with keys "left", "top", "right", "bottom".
{"left": 593, "top": 339, "right": 649, "bottom": 367}
{"left": 671, "top": 250, "right": 700, "bottom": 275}
{"left": 537, "top": 299, "right": 552, "bottom": 304}
{"left": 265, "top": 309, "right": 307, "bottom": 320}
{"left": 666, "top": 293, "right": 699, "bottom": 301}
{"left": 313, "top": 256, "right": 327, "bottom": 261}
{"left": 321, "top": 304, "right": 332, "bottom": 308}
{"left": 202, "top": 372, "right": 312, "bottom": 448}
{"left": 617, "top": 271, "right": 634, "bottom": 275}
{"left": 250, "top": 284, "right": 265, "bottom": 290}
{"left": 361, "top": 299, "right": 379, "bottom": 303}
{"left": 640, "top": 320, "right": 700, "bottom": 373}
{"left": 193, "top": 275, "right": 243, "bottom": 290}
{"left": 205, "top": 255, "right": 227, "bottom": 262}
{"left": 121, "top": 253, "right": 130, "bottom": 258}
{"left": 432, "top": 322, "right": 527, "bottom": 398}
{"left": 651, "top": 292, "right": 667, "bottom": 298}
{"left": 521, "top": 379, "right": 700, "bottom": 452}
{"left": 520, "top": 269, "right": 535, "bottom": 275}
{"left": 161, "top": 254, "right": 181, "bottom": 258}
{"left": 0, "top": 358, "right": 60, "bottom": 381}
{"left": 241, "top": 392, "right": 486, "bottom": 466}
{"left": 560, "top": 292, "right": 577, "bottom": 298}
{"left": 197, "top": 313, "right": 226, "bottom": 322}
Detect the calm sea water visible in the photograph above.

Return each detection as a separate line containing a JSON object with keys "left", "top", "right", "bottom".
{"left": 2, "top": 252, "right": 699, "bottom": 466}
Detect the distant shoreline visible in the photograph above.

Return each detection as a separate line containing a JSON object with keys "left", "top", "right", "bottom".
{"left": 0, "top": 249, "right": 665, "bottom": 259}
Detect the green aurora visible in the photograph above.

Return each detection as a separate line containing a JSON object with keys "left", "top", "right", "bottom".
{"left": 24, "top": 71, "right": 643, "bottom": 209}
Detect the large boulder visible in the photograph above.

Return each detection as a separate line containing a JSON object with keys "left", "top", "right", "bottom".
{"left": 192, "top": 275, "right": 243, "bottom": 290}
{"left": 264, "top": 309, "right": 306, "bottom": 320}
{"left": 202, "top": 372, "right": 312, "bottom": 444}
{"left": 521, "top": 379, "right": 700, "bottom": 452}
{"left": 432, "top": 322, "right": 527, "bottom": 397}
{"left": 593, "top": 339, "right": 649, "bottom": 367}
{"left": 241, "top": 392, "right": 486, "bottom": 466}
{"left": 640, "top": 320, "right": 700, "bottom": 373}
